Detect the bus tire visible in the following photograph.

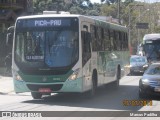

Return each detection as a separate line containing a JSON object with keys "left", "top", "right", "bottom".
{"left": 31, "top": 92, "right": 42, "bottom": 99}
{"left": 83, "top": 72, "right": 97, "bottom": 98}
{"left": 88, "top": 72, "right": 97, "bottom": 98}
{"left": 114, "top": 67, "right": 121, "bottom": 89}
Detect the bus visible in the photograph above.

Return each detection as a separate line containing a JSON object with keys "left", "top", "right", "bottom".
{"left": 7, "top": 12, "right": 130, "bottom": 99}
{"left": 142, "top": 33, "right": 160, "bottom": 62}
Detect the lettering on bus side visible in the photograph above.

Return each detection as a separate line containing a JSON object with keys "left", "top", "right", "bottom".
{"left": 35, "top": 20, "right": 61, "bottom": 27}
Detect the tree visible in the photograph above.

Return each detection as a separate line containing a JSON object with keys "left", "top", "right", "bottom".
{"left": 101, "top": 4, "right": 117, "bottom": 18}
{"left": 33, "top": 0, "right": 95, "bottom": 15}
{"left": 123, "top": 0, "right": 134, "bottom": 6}
{"left": 102, "top": 0, "right": 134, "bottom": 5}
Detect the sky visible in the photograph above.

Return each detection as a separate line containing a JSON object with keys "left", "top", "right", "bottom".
{"left": 90, "top": 0, "right": 160, "bottom": 4}
{"left": 90, "top": 0, "right": 101, "bottom": 3}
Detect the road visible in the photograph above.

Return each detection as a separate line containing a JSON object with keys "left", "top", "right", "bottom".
{"left": 0, "top": 74, "right": 160, "bottom": 120}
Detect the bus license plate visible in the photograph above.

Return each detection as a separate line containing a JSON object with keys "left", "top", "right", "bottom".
{"left": 39, "top": 88, "right": 52, "bottom": 93}
{"left": 154, "top": 87, "right": 160, "bottom": 92}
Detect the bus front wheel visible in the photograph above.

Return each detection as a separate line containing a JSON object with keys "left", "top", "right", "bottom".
{"left": 88, "top": 72, "right": 97, "bottom": 98}
{"left": 31, "top": 92, "right": 42, "bottom": 99}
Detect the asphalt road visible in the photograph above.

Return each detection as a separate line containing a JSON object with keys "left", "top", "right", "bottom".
{"left": 0, "top": 74, "right": 160, "bottom": 120}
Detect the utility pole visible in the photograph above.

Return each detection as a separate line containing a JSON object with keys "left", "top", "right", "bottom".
{"left": 56, "top": 0, "right": 59, "bottom": 14}
{"left": 137, "top": 7, "right": 141, "bottom": 46}
{"left": 128, "top": 6, "right": 131, "bottom": 54}
{"left": 117, "top": 0, "right": 121, "bottom": 24}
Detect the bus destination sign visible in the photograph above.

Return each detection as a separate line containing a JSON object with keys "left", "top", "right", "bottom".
{"left": 35, "top": 20, "right": 62, "bottom": 27}
{"left": 16, "top": 18, "right": 71, "bottom": 28}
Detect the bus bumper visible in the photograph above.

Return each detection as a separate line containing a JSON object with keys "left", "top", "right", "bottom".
{"left": 13, "top": 77, "right": 83, "bottom": 93}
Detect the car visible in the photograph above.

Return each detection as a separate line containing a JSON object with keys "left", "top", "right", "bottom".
{"left": 130, "top": 55, "right": 148, "bottom": 75}
{"left": 139, "top": 62, "right": 160, "bottom": 98}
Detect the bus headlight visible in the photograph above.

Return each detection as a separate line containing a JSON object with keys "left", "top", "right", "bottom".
{"left": 69, "top": 68, "right": 80, "bottom": 80}
{"left": 15, "top": 74, "right": 23, "bottom": 81}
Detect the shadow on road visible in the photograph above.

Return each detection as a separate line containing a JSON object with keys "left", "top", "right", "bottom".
{"left": 127, "top": 72, "right": 143, "bottom": 76}
{"left": 22, "top": 83, "right": 144, "bottom": 111}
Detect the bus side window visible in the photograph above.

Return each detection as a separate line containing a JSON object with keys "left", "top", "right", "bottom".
{"left": 119, "top": 32, "right": 122, "bottom": 50}
{"left": 116, "top": 31, "right": 120, "bottom": 50}
{"left": 120, "top": 32, "right": 126, "bottom": 51}
{"left": 125, "top": 33, "right": 128, "bottom": 50}
{"left": 121, "top": 32, "right": 124, "bottom": 50}
{"left": 94, "top": 26, "right": 97, "bottom": 39}
{"left": 122, "top": 32, "right": 125, "bottom": 50}
{"left": 113, "top": 31, "right": 118, "bottom": 50}
{"left": 104, "top": 29, "right": 110, "bottom": 51}
{"left": 91, "top": 25, "right": 97, "bottom": 51}
{"left": 101, "top": 28, "right": 105, "bottom": 51}
{"left": 123, "top": 33, "right": 128, "bottom": 50}
{"left": 109, "top": 30, "right": 114, "bottom": 51}
{"left": 97, "top": 27, "right": 101, "bottom": 51}
{"left": 81, "top": 31, "right": 91, "bottom": 66}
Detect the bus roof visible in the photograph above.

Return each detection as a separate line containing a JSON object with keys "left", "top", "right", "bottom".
{"left": 143, "top": 33, "right": 160, "bottom": 40}
{"left": 16, "top": 14, "right": 127, "bottom": 32}
{"left": 17, "top": 14, "right": 83, "bottom": 19}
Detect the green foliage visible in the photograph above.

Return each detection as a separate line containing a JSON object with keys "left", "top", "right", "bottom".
{"left": 103, "top": 0, "right": 134, "bottom": 5}
{"left": 101, "top": 4, "right": 117, "bottom": 18}
{"left": 154, "top": 26, "right": 160, "bottom": 33}
{"left": 33, "top": 0, "right": 65, "bottom": 13}
{"left": 33, "top": 0, "right": 100, "bottom": 15}
{"left": 123, "top": 0, "right": 134, "bottom": 6}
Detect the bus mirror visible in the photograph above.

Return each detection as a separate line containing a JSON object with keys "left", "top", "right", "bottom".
{"left": 6, "top": 26, "right": 14, "bottom": 46}
{"left": 6, "top": 33, "right": 13, "bottom": 46}
{"left": 83, "top": 25, "right": 88, "bottom": 32}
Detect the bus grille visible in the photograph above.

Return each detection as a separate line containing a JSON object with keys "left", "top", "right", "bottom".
{"left": 26, "top": 84, "right": 63, "bottom": 91}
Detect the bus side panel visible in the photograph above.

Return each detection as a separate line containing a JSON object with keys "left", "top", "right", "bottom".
{"left": 97, "top": 51, "right": 108, "bottom": 86}
{"left": 104, "top": 51, "right": 116, "bottom": 84}
{"left": 105, "top": 50, "right": 130, "bottom": 83}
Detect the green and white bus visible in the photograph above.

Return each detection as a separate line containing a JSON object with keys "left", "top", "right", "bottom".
{"left": 8, "top": 13, "right": 130, "bottom": 99}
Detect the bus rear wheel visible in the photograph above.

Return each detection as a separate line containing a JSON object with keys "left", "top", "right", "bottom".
{"left": 31, "top": 92, "right": 42, "bottom": 99}
{"left": 113, "top": 68, "right": 120, "bottom": 89}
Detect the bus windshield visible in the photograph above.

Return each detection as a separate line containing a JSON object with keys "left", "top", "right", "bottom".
{"left": 144, "top": 40, "right": 160, "bottom": 60}
{"left": 15, "top": 22, "right": 79, "bottom": 69}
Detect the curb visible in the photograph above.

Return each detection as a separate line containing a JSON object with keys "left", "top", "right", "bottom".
{"left": 0, "top": 91, "right": 14, "bottom": 95}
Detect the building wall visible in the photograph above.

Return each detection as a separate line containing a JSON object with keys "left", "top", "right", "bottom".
{"left": 0, "top": 0, "right": 33, "bottom": 67}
